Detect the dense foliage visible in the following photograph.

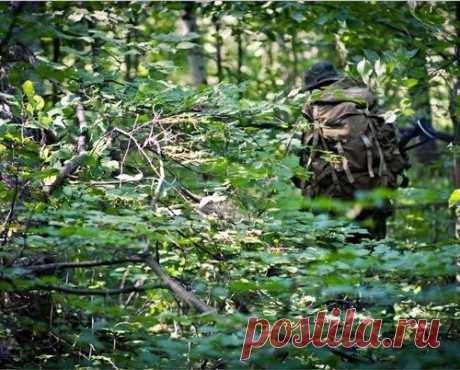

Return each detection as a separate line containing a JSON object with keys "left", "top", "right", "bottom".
{"left": 0, "top": 2, "right": 459, "bottom": 368}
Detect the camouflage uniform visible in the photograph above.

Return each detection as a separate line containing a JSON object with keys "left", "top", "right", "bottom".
{"left": 298, "top": 64, "right": 408, "bottom": 239}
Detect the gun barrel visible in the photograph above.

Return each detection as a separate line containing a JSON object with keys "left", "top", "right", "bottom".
{"left": 399, "top": 118, "right": 453, "bottom": 153}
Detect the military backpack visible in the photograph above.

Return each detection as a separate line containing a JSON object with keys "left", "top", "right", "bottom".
{"left": 298, "top": 78, "right": 409, "bottom": 199}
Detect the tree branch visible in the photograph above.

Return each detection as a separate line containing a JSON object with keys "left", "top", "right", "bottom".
{"left": 27, "top": 283, "right": 164, "bottom": 296}
{"left": 43, "top": 152, "right": 89, "bottom": 195}
{"left": 1, "top": 175, "right": 19, "bottom": 245}
{"left": 9, "top": 253, "right": 215, "bottom": 313}
{"left": 25, "top": 256, "right": 145, "bottom": 275}
{"left": 76, "top": 103, "right": 87, "bottom": 153}
{"left": 144, "top": 255, "right": 215, "bottom": 313}
{"left": 42, "top": 101, "right": 91, "bottom": 195}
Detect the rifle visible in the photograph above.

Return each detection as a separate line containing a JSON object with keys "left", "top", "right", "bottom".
{"left": 399, "top": 117, "right": 454, "bottom": 153}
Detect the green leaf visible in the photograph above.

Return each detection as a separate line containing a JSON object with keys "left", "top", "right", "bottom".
{"left": 448, "top": 189, "right": 460, "bottom": 209}
{"left": 22, "top": 80, "right": 34, "bottom": 97}
{"left": 404, "top": 78, "right": 418, "bottom": 89}
{"left": 33, "top": 95, "right": 45, "bottom": 111}
{"left": 177, "top": 41, "right": 196, "bottom": 49}
{"left": 229, "top": 280, "right": 258, "bottom": 293}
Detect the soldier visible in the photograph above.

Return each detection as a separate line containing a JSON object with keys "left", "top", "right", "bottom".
{"left": 297, "top": 62, "right": 409, "bottom": 239}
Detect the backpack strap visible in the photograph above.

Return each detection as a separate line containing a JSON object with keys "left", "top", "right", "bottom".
{"left": 361, "top": 134, "right": 375, "bottom": 178}
{"left": 336, "top": 141, "right": 355, "bottom": 184}
{"left": 367, "top": 119, "right": 389, "bottom": 179}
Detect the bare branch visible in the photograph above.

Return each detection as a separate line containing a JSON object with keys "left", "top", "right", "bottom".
{"left": 43, "top": 102, "right": 89, "bottom": 195}
{"left": 144, "top": 255, "right": 215, "bottom": 314}
{"left": 27, "top": 283, "right": 164, "bottom": 296}
{"left": 76, "top": 103, "right": 87, "bottom": 153}
{"left": 43, "top": 152, "right": 89, "bottom": 195}
{"left": 113, "top": 126, "right": 163, "bottom": 206}
{"left": 1, "top": 175, "right": 19, "bottom": 245}
{"left": 144, "top": 115, "right": 165, "bottom": 208}
{"left": 25, "top": 256, "right": 145, "bottom": 275}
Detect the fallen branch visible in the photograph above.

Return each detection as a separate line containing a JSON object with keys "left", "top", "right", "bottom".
{"left": 144, "top": 255, "right": 215, "bottom": 313}
{"left": 43, "top": 152, "right": 89, "bottom": 195}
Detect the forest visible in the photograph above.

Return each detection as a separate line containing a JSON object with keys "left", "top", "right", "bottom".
{"left": 0, "top": 1, "right": 459, "bottom": 369}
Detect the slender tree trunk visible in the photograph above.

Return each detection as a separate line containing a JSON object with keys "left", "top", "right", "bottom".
{"left": 125, "top": 27, "right": 132, "bottom": 81}
{"left": 212, "top": 14, "right": 223, "bottom": 82}
{"left": 408, "top": 51, "right": 439, "bottom": 166}
{"left": 52, "top": 37, "right": 60, "bottom": 104}
{"left": 182, "top": 3, "right": 207, "bottom": 87}
{"left": 124, "top": 14, "right": 139, "bottom": 81}
{"left": 277, "top": 34, "right": 289, "bottom": 84}
{"left": 235, "top": 24, "right": 243, "bottom": 99}
{"left": 451, "top": 3, "right": 460, "bottom": 189}
{"left": 449, "top": 2, "right": 460, "bottom": 239}
{"left": 87, "top": 19, "right": 101, "bottom": 74}
{"left": 267, "top": 41, "right": 276, "bottom": 90}
{"left": 236, "top": 26, "right": 243, "bottom": 84}
{"left": 132, "top": 14, "right": 139, "bottom": 78}
{"left": 290, "top": 32, "right": 298, "bottom": 88}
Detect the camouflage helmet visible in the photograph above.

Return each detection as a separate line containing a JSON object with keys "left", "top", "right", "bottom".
{"left": 303, "top": 62, "right": 340, "bottom": 91}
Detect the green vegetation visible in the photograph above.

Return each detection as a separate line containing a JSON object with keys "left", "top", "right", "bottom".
{"left": 0, "top": 2, "right": 458, "bottom": 368}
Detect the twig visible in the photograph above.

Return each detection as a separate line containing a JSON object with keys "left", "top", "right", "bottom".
{"left": 124, "top": 278, "right": 145, "bottom": 306}
{"left": 118, "top": 265, "right": 131, "bottom": 304}
{"left": 113, "top": 127, "right": 162, "bottom": 204}
{"left": 145, "top": 124, "right": 165, "bottom": 208}
{"left": 1, "top": 175, "right": 19, "bottom": 245}
{"left": 49, "top": 331, "right": 90, "bottom": 360}
{"left": 113, "top": 128, "right": 160, "bottom": 178}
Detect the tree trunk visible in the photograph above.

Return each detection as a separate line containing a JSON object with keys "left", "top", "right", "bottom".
{"left": 52, "top": 37, "right": 60, "bottom": 104}
{"left": 290, "top": 32, "right": 298, "bottom": 88}
{"left": 125, "top": 25, "right": 132, "bottom": 81}
{"left": 451, "top": 2, "right": 460, "bottom": 188}
{"left": 408, "top": 52, "right": 438, "bottom": 166}
{"left": 449, "top": 2, "right": 460, "bottom": 240}
{"left": 277, "top": 34, "right": 289, "bottom": 85}
{"left": 236, "top": 26, "right": 243, "bottom": 85}
{"left": 212, "top": 14, "right": 223, "bottom": 82}
{"left": 182, "top": 3, "right": 207, "bottom": 87}
{"left": 267, "top": 41, "right": 276, "bottom": 89}
{"left": 234, "top": 24, "right": 243, "bottom": 99}
{"left": 124, "top": 13, "right": 138, "bottom": 81}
